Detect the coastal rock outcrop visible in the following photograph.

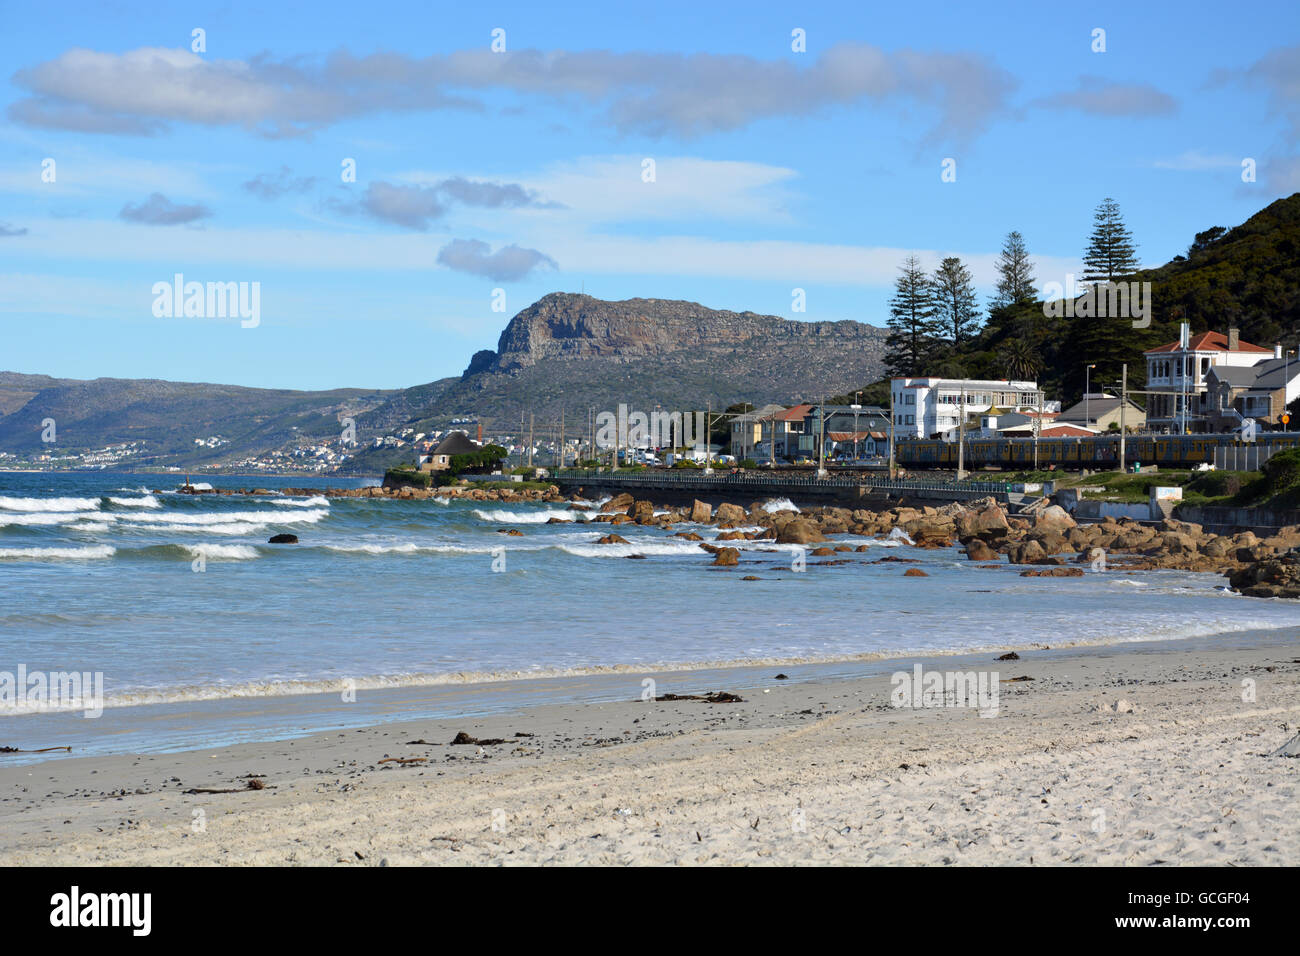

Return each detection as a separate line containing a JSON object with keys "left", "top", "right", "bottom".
{"left": 1227, "top": 556, "right": 1300, "bottom": 599}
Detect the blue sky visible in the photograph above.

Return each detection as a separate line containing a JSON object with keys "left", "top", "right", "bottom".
{"left": 1, "top": 0, "right": 1297, "bottom": 390}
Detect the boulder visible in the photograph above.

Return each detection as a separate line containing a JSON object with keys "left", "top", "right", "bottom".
{"left": 714, "top": 502, "right": 747, "bottom": 525}
{"left": 903, "top": 568, "right": 929, "bottom": 577}
{"left": 712, "top": 547, "right": 740, "bottom": 567}
{"left": 965, "top": 539, "right": 998, "bottom": 561}
{"left": 955, "top": 504, "right": 1010, "bottom": 541}
{"left": 1008, "top": 539, "right": 1046, "bottom": 565}
{"left": 689, "top": 499, "right": 712, "bottom": 523}
{"left": 267, "top": 533, "right": 298, "bottom": 544}
{"left": 600, "top": 492, "right": 634, "bottom": 514}
{"left": 595, "top": 534, "right": 629, "bottom": 545}
{"left": 1034, "top": 505, "right": 1076, "bottom": 532}
{"left": 1227, "top": 556, "right": 1300, "bottom": 599}
{"left": 631, "top": 500, "right": 656, "bottom": 524}
{"left": 775, "top": 519, "right": 828, "bottom": 545}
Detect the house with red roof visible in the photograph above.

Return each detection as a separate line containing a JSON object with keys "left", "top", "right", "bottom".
{"left": 1143, "top": 324, "right": 1280, "bottom": 433}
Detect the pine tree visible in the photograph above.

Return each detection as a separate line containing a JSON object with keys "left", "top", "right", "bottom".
{"left": 1081, "top": 198, "right": 1139, "bottom": 283}
{"left": 931, "top": 256, "right": 980, "bottom": 345}
{"left": 991, "top": 231, "right": 1037, "bottom": 310}
{"left": 884, "top": 255, "right": 939, "bottom": 376}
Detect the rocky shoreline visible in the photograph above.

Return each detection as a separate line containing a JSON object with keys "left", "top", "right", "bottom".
{"left": 170, "top": 483, "right": 1300, "bottom": 599}
{"left": 573, "top": 491, "right": 1300, "bottom": 600}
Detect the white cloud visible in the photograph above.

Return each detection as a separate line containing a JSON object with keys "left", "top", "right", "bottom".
{"left": 1153, "top": 149, "right": 1242, "bottom": 171}
{"left": 10, "top": 43, "right": 1015, "bottom": 143}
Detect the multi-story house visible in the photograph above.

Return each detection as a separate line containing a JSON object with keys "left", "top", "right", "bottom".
{"left": 1204, "top": 356, "right": 1300, "bottom": 431}
{"left": 890, "top": 378, "right": 1043, "bottom": 440}
{"left": 1143, "top": 325, "right": 1274, "bottom": 432}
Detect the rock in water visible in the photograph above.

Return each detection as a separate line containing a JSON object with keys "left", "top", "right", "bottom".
{"left": 712, "top": 547, "right": 740, "bottom": 566}
{"left": 268, "top": 534, "right": 298, "bottom": 544}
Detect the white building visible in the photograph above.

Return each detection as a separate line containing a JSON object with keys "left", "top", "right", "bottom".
{"left": 891, "top": 377, "right": 1043, "bottom": 440}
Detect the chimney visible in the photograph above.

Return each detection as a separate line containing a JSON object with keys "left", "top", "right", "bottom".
{"left": 1277, "top": 344, "right": 1284, "bottom": 360}
{"left": 476, "top": 423, "right": 483, "bottom": 444}
{"left": 1227, "top": 327, "right": 1239, "bottom": 351}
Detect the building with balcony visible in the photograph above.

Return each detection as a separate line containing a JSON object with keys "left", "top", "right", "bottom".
{"left": 891, "top": 378, "right": 1043, "bottom": 440}
{"left": 1143, "top": 325, "right": 1275, "bottom": 432}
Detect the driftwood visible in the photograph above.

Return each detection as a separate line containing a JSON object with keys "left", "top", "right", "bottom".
{"left": 0, "top": 745, "right": 72, "bottom": 754}
{"left": 378, "top": 757, "right": 427, "bottom": 765}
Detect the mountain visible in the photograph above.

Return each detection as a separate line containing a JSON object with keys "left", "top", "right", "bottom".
{"left": 0, "top": 371, "right": 396, "bottom": 466}
{"left": 359, "top": 293, "right": 889, "bottom": 432}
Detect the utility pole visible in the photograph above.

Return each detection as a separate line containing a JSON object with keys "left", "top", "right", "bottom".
{"left": 528, "top": 412, "right": 534, "bottom": 468}
{"left": 888, "top": 381, "right": 897, "bottom": 479}
{"left": 817, "top": 397, "right": 827, "bottom": 477}
{"left": 1033, "top": 385, "right": 1041, "bottom": 471}
{"left": 703, "top": 401, "right": 714, "bottom": 474}
{"left": 1119, "top": 363, "right": 1127, "bottom": 472}
{"left": 956, "top": 381, "right": 966, "bottom": 481}
{"left": 559, "top": 407, "right": 565, "bottom": 469}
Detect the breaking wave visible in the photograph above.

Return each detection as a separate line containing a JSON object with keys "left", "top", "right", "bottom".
{"left": 0, "top": 496, "right": 101, "bottom": 513}
{"left": 0, "top": 545, "right": 116, "bottom": 560}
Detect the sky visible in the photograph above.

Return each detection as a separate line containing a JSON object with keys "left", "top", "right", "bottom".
{"left": 1, "top": 0, "right": 1297, "bottom": 391}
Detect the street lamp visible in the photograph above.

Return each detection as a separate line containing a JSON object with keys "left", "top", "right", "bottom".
{"left": 1085, "top": 363, "right": 1096, "bottom": 430}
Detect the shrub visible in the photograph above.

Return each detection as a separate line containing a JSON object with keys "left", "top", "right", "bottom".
{"left": 1262, "top": 448, "right": 1300, "bottom": 492}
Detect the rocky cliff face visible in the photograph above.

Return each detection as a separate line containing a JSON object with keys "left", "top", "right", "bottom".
{"left": 477, "top": 293, "right": 885, "bottom": 372}
{"left": 355, "top": 292, "right": 887, "bottom": 432}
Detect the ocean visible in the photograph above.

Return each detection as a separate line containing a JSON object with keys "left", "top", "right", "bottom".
{"left": 2, "top": 471, "right": 1296, "bottom": 761}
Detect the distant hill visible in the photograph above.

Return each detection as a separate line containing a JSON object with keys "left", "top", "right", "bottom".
{"left": 0, "top": 372, "right": 396, "bottom": 467}
{"left": 359, "top": 293, "right": 889, "bottom": 433}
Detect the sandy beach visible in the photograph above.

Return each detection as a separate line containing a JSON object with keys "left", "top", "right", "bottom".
{"left": 2, "top": 632, "right": 1297, "bottom": 866}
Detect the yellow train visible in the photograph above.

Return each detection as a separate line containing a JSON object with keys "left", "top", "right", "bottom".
{"left": 896, "top": 433, "right": 1300, "bottom": 469}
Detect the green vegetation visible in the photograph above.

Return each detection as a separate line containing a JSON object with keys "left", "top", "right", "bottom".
{"left": 383, "top": 466, "right": 433, "bottom": 488}
{"left": 469, "top": 480, "right": 555, "bottom": 491}
{"left": 448, "top": 444, "right": 508, "bottom": 476}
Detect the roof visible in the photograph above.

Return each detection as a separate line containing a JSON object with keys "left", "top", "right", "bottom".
{"left": 1144, "top": 330, "right": 1272, "bottom": 355}
{"left": 1040, "top": 424, "right": 1099, "bottom": 437}
{"left": 771, "top": 403, "right": 814, "bottom": 421}
{"left": 731, "top": 403, "right": 786, "bottom": 423}
{"left": 827, "top": 431, "right": 875, "bottom": 441}
{"left": 1057, "top": 396, "right": 1146, "bottom": 423}
{"left": 431, "top": 432, "right": 480, "bottom": 456}
{"left": 1206, "top": 357, "right": 1299, "bottom": 390}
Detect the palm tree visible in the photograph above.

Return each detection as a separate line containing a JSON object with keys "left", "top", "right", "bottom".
{"left": 997, "top": 338, "right": 1043, "bottom": 382}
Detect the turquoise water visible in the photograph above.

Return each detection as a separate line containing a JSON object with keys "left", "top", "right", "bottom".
{"left": 2, "top": 471, "right": 1297, "bottom": 757}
